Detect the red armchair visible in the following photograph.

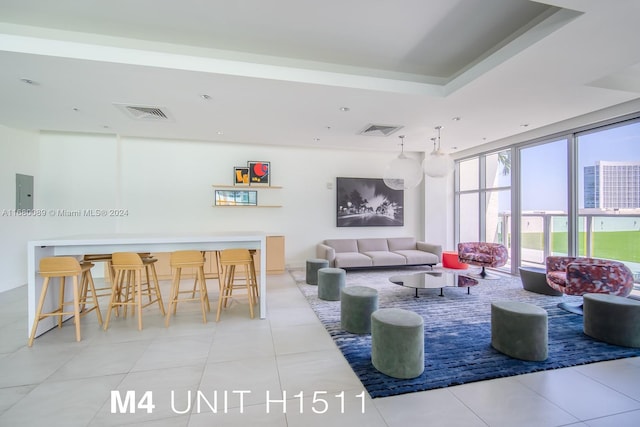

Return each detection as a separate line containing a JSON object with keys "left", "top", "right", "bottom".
{"left": 457, "top": 242, "right": 508, "bottom": 279}
{"left": 546, "top": 256, "right": 634, "bottom": 314}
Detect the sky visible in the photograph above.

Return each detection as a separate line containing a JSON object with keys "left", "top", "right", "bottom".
{"left": 518, "top": 121, "right": 640, "bottom": 211}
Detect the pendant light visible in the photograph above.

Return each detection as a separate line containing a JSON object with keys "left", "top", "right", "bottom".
{"left": 422, "top": 125, "right": 454, "bottom": 178}
{"left": 383, "top": 135, "right": 423, "bottom": 190}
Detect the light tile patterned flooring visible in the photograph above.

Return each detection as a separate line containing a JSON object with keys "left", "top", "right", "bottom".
{"left": 1, "top": 272, "right": 640, "bottom": 426}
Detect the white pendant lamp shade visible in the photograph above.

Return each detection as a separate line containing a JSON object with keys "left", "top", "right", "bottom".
{"left": 422, "top": 126, "right": 454, "bottom": 178}
{"left": 383, "top": 135, "right": 423, "bottom": 190}
{"left": 423, "top": 149, "right": 454, "bottom": 177}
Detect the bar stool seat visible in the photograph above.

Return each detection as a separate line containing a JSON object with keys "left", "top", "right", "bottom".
{"left": 28, "top": 257, "right": 103, "bottom": 346}
{"left": 216, "top": 249, "right": 258, "bottom": 321}
{"left": 166, "top": 250, "right": 210, "bottom": 326}
{"left": 103, "top": 252, "right": 165, "bottom": 331}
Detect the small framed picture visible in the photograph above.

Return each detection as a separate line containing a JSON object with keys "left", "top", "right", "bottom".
{"left": 248, "top": 161, "right": 270, "bottom": 185}
{"left": 215, "top": 190, "right": 257, "bottom": 206}
{"left": 234, "top": 167, "right": 249, "bottom": 185}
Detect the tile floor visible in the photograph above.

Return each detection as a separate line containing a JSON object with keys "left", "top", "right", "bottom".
{"left": 1, "top": 272, "right": 640, "bottom": 426}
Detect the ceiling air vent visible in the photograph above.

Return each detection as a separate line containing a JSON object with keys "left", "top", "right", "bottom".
{"left": 114, "top": 103, "right": 172, "bottom": 121}
{"left": 359, "top": 124, "right": 403, "bottom": 137}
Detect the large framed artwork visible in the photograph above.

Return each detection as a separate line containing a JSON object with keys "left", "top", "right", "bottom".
{"left": 336, "top": 177, "right": 404, "bottom": 227}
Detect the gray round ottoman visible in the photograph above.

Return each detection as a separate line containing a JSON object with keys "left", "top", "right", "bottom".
{"left": 306, "top": 258, "right": 329, "bottom": 285}
{"left": 371, "top": 308, "right": 424, "bottom": 379}
{"left": 491, "top": 301, "right": 548, "bottom": 361}
{"left": 583, "top": 293, "right": 640, "bottom": 348}
{"left": 317, "top": 267, "right": 346, "bottom": 301}
{"left": 341, "top": 286, "right": 378, "bottom": 334}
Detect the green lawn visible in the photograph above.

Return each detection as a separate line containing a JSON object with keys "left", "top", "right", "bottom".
{"left": 521, "top": 230, "right": 640, "bottom": 263}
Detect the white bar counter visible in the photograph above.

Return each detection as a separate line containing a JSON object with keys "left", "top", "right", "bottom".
{"left": 27, "top": 231, "right": 267, "bottom": 337}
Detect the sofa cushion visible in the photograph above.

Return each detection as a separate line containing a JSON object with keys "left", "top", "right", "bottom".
{"left": 387, "top": 237, "right": 417, "bottom": 251}
{"left": 325, "top": 239, "right": 358, "bottom": 254}
{"left": 393, "top": 250, "right": 439, "bottom": 265}
{"left": 357, "top": 238, "right": 389, "bottom": 252}
{"left": 363, "top": 251, "right": 407, "bottom": 267}
{"left": 334, "top": 252, "right": 373, "bottom": 268}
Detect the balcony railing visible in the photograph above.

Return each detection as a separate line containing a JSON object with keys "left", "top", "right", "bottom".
{"left": 499, "top": 212, "right": 640, "bottom": 285}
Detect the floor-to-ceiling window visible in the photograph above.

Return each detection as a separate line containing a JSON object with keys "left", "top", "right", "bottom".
{"left": 485, "top": 150, "right": 511, "bottom": 253}
{"left": 576, "top": 121, "right": 640, "bottom": 280}
{"left": 455, "top": 115, "right": 639, "bottom": 285}
{"left": 457, "top": 158, "right": 480, "bottom": 242}
{"left": 455, "top": 150, "right": 511, "bottom": 271}
{"left": 519, "top": 139, "right": 568, "bottom": 266}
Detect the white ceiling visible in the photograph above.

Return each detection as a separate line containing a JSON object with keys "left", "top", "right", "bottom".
{"left": 1, "top": 0, "right": 639, "bottom": 154}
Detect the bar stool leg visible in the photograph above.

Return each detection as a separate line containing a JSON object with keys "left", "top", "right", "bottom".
{"left": 28, "top": 277, "right": 51, "bottom": 347}
{"left": 72, "top": 275, "right": 81, "bottom": 342}
{"left": 244, "top": 265, "right": 254, "bottom": 318}
{"left": 200, "top": 266, "right": 210, "bottom": 313}
{"left": 149, "top": 263, "right": 165, "bottom": 315}
{"left": 165, "top": 267, "right": 181, "bottom": 327}
{"left": 57, "top": 276, "right": 66, "bottom": 329}
{"left": 104, "top": 269, "right": 124, "bottom": 330}
{"left": 136, "top": 270, "right": 143, "bottom": 331}
{"left": 197, "top": 266, "right": 209, "bottom": 322}
{"left": 83, "top": 268, "right": 103, "bottom": 325}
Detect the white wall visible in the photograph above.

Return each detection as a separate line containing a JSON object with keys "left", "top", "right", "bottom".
{"left": 0, "top": 130, "right": 430, "bottom": 292}
{"left": 0, "top": 126, "right": 40, "bottom": 292}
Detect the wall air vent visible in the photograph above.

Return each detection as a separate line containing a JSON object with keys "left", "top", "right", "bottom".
{"left": 359, "top": 124, "right": 403, "bottom": 137}
{"left": 114, "top": 103, "right": 172, "bottom": 121}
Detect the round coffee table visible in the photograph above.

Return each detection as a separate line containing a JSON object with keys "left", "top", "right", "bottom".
{"left": 389, "top": 271, "right": 479, "bottom": 298}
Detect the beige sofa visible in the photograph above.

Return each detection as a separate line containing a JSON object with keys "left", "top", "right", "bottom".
{"left": 316, "top": 237, "right": 442, "bottom": 269}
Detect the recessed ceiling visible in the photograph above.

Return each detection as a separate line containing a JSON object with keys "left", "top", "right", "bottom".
{"left": 1, "top": 0, "right": 639, "bottom": 154}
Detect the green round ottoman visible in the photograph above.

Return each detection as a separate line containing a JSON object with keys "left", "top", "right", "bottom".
{"left": 306, "top": 258, "right": 329, "bottom": 285}
{"left": 317, "top": 267, "right": 346, "bottom": 301}
{"left": 491, "top": 301, "right": 548, "bottom": 361}
{"left": 583, "top": 293, "right": 640, "bottom": 348}
{"left": 371, "top": 308, "right": 424, "bottom": 379}
{"left": 341, "top": 286, "right": 378, "bottom": 334}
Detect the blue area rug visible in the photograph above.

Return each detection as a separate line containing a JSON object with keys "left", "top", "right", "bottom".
{"left": 291, "top": 267, "right": 640, "bottom": 398}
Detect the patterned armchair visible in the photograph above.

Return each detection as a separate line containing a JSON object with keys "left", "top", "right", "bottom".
{"left": 546, "top": 256, "right": 634, "bottom": 314}
{"left": 457, "top": 242, "right": 508, "bottom": 279}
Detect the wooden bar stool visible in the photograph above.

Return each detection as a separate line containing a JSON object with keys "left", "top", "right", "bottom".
{"left": 28, "top": 257, "right": 103, "bottom": 346}
{"left": 216, "top": 249, "right": 258, "bottom": 321}
{"left": 138, "top": 253, "right": 161, "bottom": 305}
{"left": 82, "top": 254, "right": 114, "bottom": 300}
{"left": 103, "top": 252, "right": 165, "bottom": 331}
{"left": 80, "top": 253, "right": 151, "bottom": 305}
{"left": 165, "top": 250, "right": 210, "bottom": 326}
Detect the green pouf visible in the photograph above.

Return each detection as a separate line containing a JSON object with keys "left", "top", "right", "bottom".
{"left": 341, "top": 286, "right": 378, "bottom": 334}
{"left": 306, "top": 258, "right": 329, "bottom": 285}
{"left": 317, "top": 267, "right": 346, "bottom": 301}
{"left": 371, "top": 308, "right": 424, "bottom": 379}
{"left": 491, "top": 301, "right": 548, "bottom": 361}
{"left": 584, "top": 293, "right": 640, "bottom": 348}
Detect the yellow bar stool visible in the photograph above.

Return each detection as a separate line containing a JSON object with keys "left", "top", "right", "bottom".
{"left": 28, "top": 257, "right": 103, "bottom": 346}
{"left": 138, "top": 253, "right": 161, "bottom": 305}
{"left": 103, "top": 252, "right": 165, "bottom": 331}
{"left": 165, "top": 250, "right": 210, "bottom": 326}
{"left": 216, "top": 249, "right": 258, "bottom": 321}
{"left": 82, "top": 254, "right": 114, "bottom": 299}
